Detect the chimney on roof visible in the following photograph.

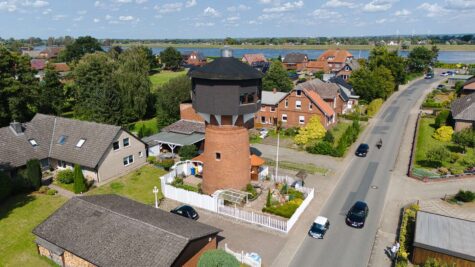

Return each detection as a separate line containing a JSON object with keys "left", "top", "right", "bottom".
{"left": 10, "top": 122, "right": 23, "bottom": 134}
{"left": 221, "top": 46, "right": 233, "bottom": 58}
{"left": 273, "top": 88, "right": 277, "bottom": 94}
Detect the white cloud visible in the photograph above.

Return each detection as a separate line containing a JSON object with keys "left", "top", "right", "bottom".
{"left": 258, "top": 0, "right": 273, "bottom": 3}
{"left": 94, "top": 1, "right": 101, "bottom": 7}
{"left": 394, "top": 9, "right": 411, "bottom": 16}
{"left": 195, "top": 21, "right": 214, "bottom": 27}
{"left": 42, "top": 8, "right": 51, "bottom": 14}
{"left": 417, "top": 2, "right": 448, "bottom": 17}
{"left": 93, "top": 18, "right": 100, "bottom": 23}
{"left": 73, "top": 16, "right": 83, "bottom": 21}
{"left": 105, "top": 14, "right": 112, "bottom": 20}
{"left": 0, "top": 2, "right": 17, "bottom": 12}
{"left": 323, "top": 0, "right": 357, "bottom": 8}
{"left": 119, "top": 15, "right": 134, "bottom": 21}
{"left": 445, "top": 0, "right": 475, "bottom": 9}
{"left": 376, "top": 18, "right": 387, "bottom": 23}
{"left": 136, "top": 0, "right": 147, "bottom": 3}
{"left": 312, "top": 8, "right": 342, "bottom": 19}
{"left": 203, "top": 6, "right": 220, "bottom": 17}
{"left": 363, "top": 0, "right": 397, "bottom": 12}
{"left": 258, "top": 13, "right": 283, "bottom": 20}
{"left": 224, "top": 15, "right": 240, "bottom": 23}
{"left": 227, "top": 4, "right": 251, "bottom": 12}
{"left": 52, "top": 14, "right": 67, "bottom": 20}
{"left": 154, "top": 2, "right": 183, "bottom": 13}
{"left": 77, "top": 10, "right": 87, "bottom": 15}
{"left": 23, "top": 0, "right": 49, "bottom": 8}
{"left": 114, "top": 0, "right": 132, "bottom": 3}
{"left": 263, "top": 1, "right": 304, "bottom": 13}
{"left": 185, "top": 0, "right": 196, "bottom": 8}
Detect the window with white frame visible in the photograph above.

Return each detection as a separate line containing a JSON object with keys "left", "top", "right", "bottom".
{"left": 76, "top": 139, "right": 86, "bottom": 148}
{"left": 261, "top": 106, "right": 266, "bottom": 112}
{"left": 270, "top": 106, "right": 276, "bottom": 112}
{"left": 299, "top": 116, "right": 305, "bottom": 124}
{"left": 139, "top": 151, "right": 143, "bottom": 158}
{"left": 295, "top": 100, "right": 302, "bottom": 109}
{"left": 29, "top": 139, "right": 38, "bottom": 147}
{"left": 123, "top": 137, "right": 130, "bottom": 147}
{"left": 123, "top": 155, "right": 134, "bottom": 166}
{"left": 282, "top": 114, "right": 287, "bottom": 122}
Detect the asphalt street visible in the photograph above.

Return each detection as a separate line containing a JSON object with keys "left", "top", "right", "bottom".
{"left": 290, "top": 76, "right": 444, "bottom": 267}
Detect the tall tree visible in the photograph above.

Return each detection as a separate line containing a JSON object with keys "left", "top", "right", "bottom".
{"left": 59, "top": 36, "right": 103, "bottom": 62}
{"left": 368, "top": 46, "right": 407, "bottom": 86}
{"left": 294, "top": 116, "right": 327, "bottom": 145}
{"left": 159, "top": 47, "right": 182, "bottom": 70}
{"left": 155, "top": 75, "right": 191, "bottom": 129}
{"left": 262, "top": 61, "right": 293, "bottom": 92}
{"left": 26, "top": 159, "right": 42, "bottom": 190}
{"left": 350, "top": 66, "right": 395, "bottom": 102}
{"left": 37, "top": 64, "right": 65, "bottom": 115}
{"left": 73, "top": 52, "right": 122, "bottom": 124}
{"left": 73, "top": 164, "right": 87, "bottom": 194}
{"left": 0, "top": 46, "right": 37, "bottom": 126}
{"left": 116, "top": 46, "right": 152, "bottom": 122}
{"left": 407, "top": 46, "right": 436, "bottom": 73}
{"left": 0, "top": 171, "right": 12, "bottom": 201}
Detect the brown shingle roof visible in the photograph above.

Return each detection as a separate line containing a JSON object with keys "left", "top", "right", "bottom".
{"left": 317, "top": 49, "right": 353, "bottom": 63}
{"left": 307, "top": 61, "right": 330, "bottom": 73}
{"left": 32, "top": 195, "right": 221, "bottom": 267}
{"left": 52, "top": 63, "right": 70, "bottom": 72}
{"left": 283, "top": 53, "right": 308, "bottom": 63}
{"left": 296, "top": 79, "right": 339, "bottom": 99}
{"left": 162, "top": 120, "right": 205, "bottom": 134}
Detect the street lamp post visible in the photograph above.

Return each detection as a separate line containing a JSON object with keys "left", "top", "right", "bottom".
{"left": 153, "top": 186, "right": 159, "bottom": 209}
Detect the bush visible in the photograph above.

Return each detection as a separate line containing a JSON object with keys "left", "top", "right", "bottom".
{"left": 26, "top": 159, "right": 42, "bottom": 190}
{"left": 266, "top": 189, "right": 271, "bottom": 208}
{"left": 288, "top": 188, "right": 304, "bottom": 200}
{"left": 339, "top": 113, "right": 369, "bottom": 121}
{"left": 178, "top": 145, "right": 198, "bottom": 160}
{"left": 47, "top": 189, "right": 58, "bottom": 195}
{"left": 426, "top": 147, "right": 450, "bottom": 166}
{"left": 306, "top": 141, "right": 335, "bottom": 155}
{"left": 198, "top": 249, "right": 239, "bottom": 267}
{"left": 57, "top": 169, "right": 74, "bottom": 184}
{"left": 432, "top": 126, "right": 453, "bottom": 142}
{"left": 246, "top": 183, "right": 258, "bottom": 200}
{"left": 0, "top": 171, "right": 12, "bottom": 201}
{"left": 449, "top": 166, "right": 464, "bottom": 175}
{"left": 455, "top": 190, "right": 475, "bottom": 202}
{"left": 367, "top": 98, "right": 383, "bottom": 117}
{"left": 323, "top": 131, "right": 335, "bottom": 144}
{"left": 147, "top": 156, "right": 157, "bottom": 164}
{"left": 38, "top": 186, "right": 50, "bottom": 194}
{"left": 262, "top": 198, "right": 303, "bottom": 218}
{"left": 73, "top": 164, "right": 87, "bottom": 194}
{"left": 397, "top": 204, "right": 419, "bottom": 263}
{"left": 437, "top": 167, "right": 449, "bottom": 175}
{"left": 158, "top": 159, "right": 175, "bottom": 171}
{"left": 434, "top": 110, "right": 450, "bottom": 128}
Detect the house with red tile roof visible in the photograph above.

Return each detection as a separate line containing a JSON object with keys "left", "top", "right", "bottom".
{"left": 31, "top": 59, "right": 46, "bottom": 71}
{"left": 314, "top": 49, "right": 359, "bottom": 80}
{"left": 182, "top": 51, "right": 207, "bottom": 67}
{"left": 282, "top": 53, "right": 308, "bottom": 71}
{"left": 39, "top": 47, "right": 63, "bottom": 59}
{"left": 307, "top": 61, "right": 330, "bottom": 74}
{"left": 242, "top": 53, "right": 267, "bottom": 65}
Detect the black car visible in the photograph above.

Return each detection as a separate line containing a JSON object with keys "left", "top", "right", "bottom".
{"left": 346, "top": 201, "right": 369, "bottom": 228}
{"left": 355, "top": 143, "right": 369, "bottom": 157}
{"left": 170, "top": 205, "right": 199, "bottom": 220}
{"left": 437, "top": 84, "right": 445, "bottom": 90}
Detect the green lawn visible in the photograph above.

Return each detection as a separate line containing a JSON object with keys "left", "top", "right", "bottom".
{"left": 263, "top": 158, "right": 329, "bottom": 175}
{"left": 128, "top": 118, "right": 159, "bottom": 137}
{"left": 0, "top": 193, "right": 66, "bottom": 267}
{"left": 329, "top": 122, "right": 351, "bottom": 143}
{"left": 87, "top": 165, "right": 166, "bottom": 205}
{"left": 150, "top": 70, "right": 187, "bottom": 89}
{"left": 53, "top": 180, "right": 75, "bottom": 192}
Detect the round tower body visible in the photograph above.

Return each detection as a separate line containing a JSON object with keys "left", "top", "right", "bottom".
{"left": 188, "top": 49, "right": 264, "bottom": 194}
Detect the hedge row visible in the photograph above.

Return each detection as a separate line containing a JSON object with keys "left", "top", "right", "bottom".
{"left": 307, "top": 120, "right": 361, "bottom": 157}
{"left": 396, "top": 204, "right": 419, "bottom": 266}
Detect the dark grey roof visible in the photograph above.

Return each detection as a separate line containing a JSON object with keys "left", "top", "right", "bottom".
{"left": 329, "top": 76, "right": 359, "bottom": 101}
{"left": 33, "top": 195, "right": 221, "bottom": 267}
{"left": 283, "top": 53, "right": 308, "bottom": 63}
{"left": 451, "top": 94, "right": 475, "bottom": 121}
{"left": 0, "top": 113, "right": 122, "bottom": 169}
{"left": 296, "top": 79, "right": 339, "bottom": 99}
{"left": 188, "top": 57, "right": 264, "bottom": 80}
{"left": 414, "top": 211, "right": 475, "bottom": 262}
{"left": 162, "top": 120, "right": 205, "bottom": 134}
{"left": 329, "top": 76, "right": 352, "bottom": 89}
{"left": 183, "top": 51, "right": 206, "bottom": 61}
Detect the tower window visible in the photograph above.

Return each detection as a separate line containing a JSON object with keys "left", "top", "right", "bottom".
{"left": 216, "top": 152, "right": 221, "bottom": 160}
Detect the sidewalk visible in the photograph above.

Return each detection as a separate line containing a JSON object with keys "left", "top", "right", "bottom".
{"left": 49, "top": 184, "right": 76, "bottom": 199}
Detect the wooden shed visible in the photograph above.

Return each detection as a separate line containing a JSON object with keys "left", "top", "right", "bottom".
{"left": 412, "top": 211, "right": 475, "bottom": 267}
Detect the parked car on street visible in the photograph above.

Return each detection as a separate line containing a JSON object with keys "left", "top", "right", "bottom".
{"left": 309, "top": 216, "right": 330, "bottom": 239}
{"left": 346, "top": 201, "right": 369, "bottom": 228}
{"left": 355, "top": 143, "right": 369, "bottom": 157}
{"left": 424, "top": 73, "right": 434, "bottom": 79}
{"left": 440, "top": 72, "right": 448, "bottom": 76}
{"left": 170, "top": 205, "right": 199, "bottom": 220}
{"left": 437, "top": 84, "right": 445, "bottom": 90}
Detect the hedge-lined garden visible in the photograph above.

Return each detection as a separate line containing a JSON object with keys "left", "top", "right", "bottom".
{"left": 396, "top": 204, "right": 419, "bottom": 266}
{"left": 306, "top": 120, "right": 362, "bottom": 157}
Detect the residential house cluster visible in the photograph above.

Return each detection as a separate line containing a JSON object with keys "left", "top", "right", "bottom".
{"left": 255, "top": 77, "right": 359, "bottom": 129}
{"left": 0, "top": 113, "right": 146, "bottom": 183}
{"left": 451, "top": 77, "right": 475, "bottom": 131}
{"left": 21, "top": 46, "right": 70, "bottom": 79}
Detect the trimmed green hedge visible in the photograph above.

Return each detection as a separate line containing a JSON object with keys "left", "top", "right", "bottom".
{"left": 262, "top": 198, "right": 303, "bottom": 218}
{"left": 198, "top": 249, "right": 239, "bottom": 267}
{"left": 397, "top": 204, "right": 419, "bottom": 265}
{"left": 307, "top": 120, "right": 361, "bottom": 157}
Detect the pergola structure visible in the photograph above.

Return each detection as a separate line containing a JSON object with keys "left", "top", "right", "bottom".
{"left": 143, "top": 131, "right": 204, "bottom": 156}
{"left": 217, "top": 189, "right": 252, "bottom": 205}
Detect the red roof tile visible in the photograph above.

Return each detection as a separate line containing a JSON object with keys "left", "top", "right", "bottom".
{"left": 303, "top": 89, "right": 335, "bottom": 117}
{"left": 242, "top": 54, "right": 267, "bottom": 65}
{"left": 53, "top": 63, "right": 70, "bottom": 72}
{"left": 317, "top": 49, "right": 353, "bottom": 63}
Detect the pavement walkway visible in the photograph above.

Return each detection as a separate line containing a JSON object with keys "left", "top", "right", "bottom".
{"left": 48, "top": 184, "right": 76, "bottom": 199}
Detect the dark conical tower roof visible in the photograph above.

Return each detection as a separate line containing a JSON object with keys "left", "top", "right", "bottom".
{"left": 188, "top": 57, "right": 264, "bottom": 80}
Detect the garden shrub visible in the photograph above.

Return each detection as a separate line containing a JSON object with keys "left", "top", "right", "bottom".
{"left": 26, "top": 159, "right": 42, "bottom": 190}
{"left": 449, "top": 166, "right": 464, "bottom": 175}
{"left": 147, "top": 156, "right": 157, "bottom": 164}
{"left": 434, "top": 110, "right": 450, "bottom": 128}
{"left": 448, "top": 153, "right": 461, "bottom": 164}
{"left": 178, "top": 145, "right": 198, "bottom": 160}
{"left": 323, "top": 131, "right": 335, "bottom": 144}
{"left": 73, "top": 164, "right": 87, "bottom": 194}
{"left": 437, "top": 167, "right": 449, "bottom": 175}
{"left": 288, "top": 188, "right": 304, "bottom": 200}
{"left": 47, "top": 188, "right": 58, "bottom": 195}
{"left": 426, "top": 147, "right": 450, "bottom": 167}
{"left": 246, "top": 184, "right": 258, "bottom": 200}
{"left": 198, "top": 249, "right": 239, "bottom": 267}
{"left": 306, "top": 141, "right": 334, "bottom": 155}
{"left": 432, "top": 126, "right": 453, "bottom": 142}
{"left": 158, "top": 159, "right": 175, "bottom": 171}
{"left": 262, "top": 198, "right": 303, "bottom": 218}
{"left": 280, "top": 183, "right": 288, "bottom": 195}
{"left": 367, "top": 98, "right": 383, "bottom": 117}
{"left": 266, "top": 189, "right": 271, "bottom": 208}
{"left": 57, "top": 169, "right": 74, "bottom": 184}
{"left": 397, "top": 204, "right": 419, "bottom": 264}
{"left": 455, "top": 190, "right": 475, "bottom": 202}
{"left": 38, "top": 186, "right": 49, "bottom": 194}
{"left": 0, "top": 171, "right": 12, "bottom": 201}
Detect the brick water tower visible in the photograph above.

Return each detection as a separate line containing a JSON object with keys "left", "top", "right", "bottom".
{"left": 189, "top": 48, "right": 264, "bottom": 194}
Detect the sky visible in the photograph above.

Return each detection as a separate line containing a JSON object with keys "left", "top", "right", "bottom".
{"left": 0, "top": 0, "right": 474, "bottom": 39}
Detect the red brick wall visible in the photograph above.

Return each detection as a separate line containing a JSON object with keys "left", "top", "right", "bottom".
{"left": 278, "top": 90, "right": 329, "bottom": 128}
{"left": 255, "top": 105, "right": 278, "bottom": 128}
{"left": 180, "top": 103, "right": 205, "bottom": 122}
{"left": 181, "top": 237, "right": 218, "bottom": 267}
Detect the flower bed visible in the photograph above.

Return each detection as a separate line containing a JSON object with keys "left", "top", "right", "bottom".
{"left": 262, "top": 185, "right": 305, "bottom": 218}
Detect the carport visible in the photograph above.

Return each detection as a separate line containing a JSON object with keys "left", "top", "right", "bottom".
{"left": 143, "top": 131, "right": 204, "bottom": 156}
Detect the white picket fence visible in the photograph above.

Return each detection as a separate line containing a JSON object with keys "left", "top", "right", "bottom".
{"left": 218, "top": 204, "right": 288, "bottom": 232}
{"left": 159, "top": 167, "right": 315, "bottom": 233}
{"left": 224, "top": 243, "right": 262, "bottom": 267}
{"left": 271, "top": 174, "right": 296, "bottom": 185}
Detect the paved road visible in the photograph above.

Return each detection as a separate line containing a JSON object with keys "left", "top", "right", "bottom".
{"left": 290, "top": 76, "right": 444, "bottom": 267}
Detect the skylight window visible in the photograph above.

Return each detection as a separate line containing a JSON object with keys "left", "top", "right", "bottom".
{"left": 29, "top": 139, "right": 38, "bottom": 147}
{"left": 58, "top": 135, "right": 68, "bottom": 145}
{"left": 76, "top": 139, "right": 86, "bottom": 148}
